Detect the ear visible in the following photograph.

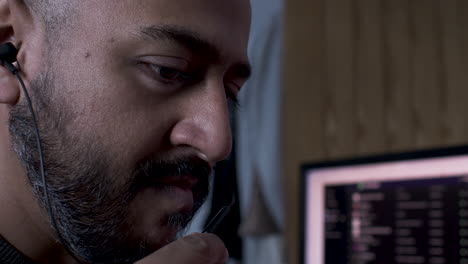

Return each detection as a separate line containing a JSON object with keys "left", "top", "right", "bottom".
{"left": 0, "top": 0, "right": 19, "bottom": 105}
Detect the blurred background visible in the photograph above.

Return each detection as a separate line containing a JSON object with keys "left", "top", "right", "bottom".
{"left": 192, "top": 0, "right": 468, "bottom": 263}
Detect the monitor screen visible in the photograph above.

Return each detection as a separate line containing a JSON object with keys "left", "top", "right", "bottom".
{"left": 301, "top": 146, "right": 468, "bottom": 264}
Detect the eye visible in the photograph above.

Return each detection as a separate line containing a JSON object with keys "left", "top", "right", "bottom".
{"left": 227, "top": 95, "right": 240, "bottom": 110}
{"left": 225, "top": 83, "right": 241, "bottom": 109}
{"left": 158, "top": 66, "right": 184, "bottom": 81}
{"left": 137, "top": 60, "right": 194, "bottom": 85}
{"left": 148, "top": 65, "right": 190, "bottom": 83}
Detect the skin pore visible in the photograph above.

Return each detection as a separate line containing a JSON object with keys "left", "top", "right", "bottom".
{"left": 0, "top": 0, "right": 251, "bottom": 263}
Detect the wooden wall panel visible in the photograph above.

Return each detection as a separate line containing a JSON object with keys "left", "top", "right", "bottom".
{"left": 323, "top": 0, "right": 356, "bottom": 158}
{"left": 384, "top": 0, "right": 414, "bottom": 152}
{"left": 355, "top": 0, "right": 386, "bottom": 155}
{"left": 440, "top": 0, "right": 468, "bottom": 145}
{"left": 463, "top": 0, "right": 468, "bottom": 80}
{"left": 409, "top": 0, "right": 444, "bottom": 148}
{"left": 283, "top": 0, "right": 324, "bottom": 262}
{"left": 283, "top": 1, "right": 468, "bottom": 263}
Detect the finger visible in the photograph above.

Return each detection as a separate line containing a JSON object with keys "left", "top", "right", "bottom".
{"left": 135, "top": 233, "right": 229, "bottom": 264}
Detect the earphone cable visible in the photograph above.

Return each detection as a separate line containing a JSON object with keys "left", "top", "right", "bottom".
{"left": 11, "top": 63, "right": 83, "bottom": 264}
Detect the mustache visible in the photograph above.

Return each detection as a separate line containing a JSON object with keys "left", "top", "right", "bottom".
{"left": 137, "top": 155, "right": 211, "bottom": 178}
{"left": 133, "top": 154, "right": 212, "bottom": 185}
{"left": 131, "top": 154, "right": 212, "bottom": 208}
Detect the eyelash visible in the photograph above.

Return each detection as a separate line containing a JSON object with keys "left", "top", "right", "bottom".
{"left": 145, "top": 64, "right": 193, "bottom": 84}
{"left": 225, "top": 87, "right": 240, "bottom": 110}
{"left": 141, "top": 63, "right": 240, "bottom": 108}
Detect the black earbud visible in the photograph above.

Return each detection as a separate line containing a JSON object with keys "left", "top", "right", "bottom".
{"left": 0, "top": 42, "right": 18, "bottom": 64}
{"left": 0, "top": 42, "right": 19, "bottom": 74}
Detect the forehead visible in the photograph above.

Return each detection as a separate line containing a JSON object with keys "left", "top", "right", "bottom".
{"left": 74, "top": 0, "right": 251, "bottom": 61}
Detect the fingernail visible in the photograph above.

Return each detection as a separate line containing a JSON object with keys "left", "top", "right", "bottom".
{"left": 183, "top": 234, "right": 207, "bottom": 250}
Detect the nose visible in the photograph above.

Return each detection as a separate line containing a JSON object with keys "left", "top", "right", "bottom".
{"left": 169, "top": 80, "right": 232, "bottom": 165}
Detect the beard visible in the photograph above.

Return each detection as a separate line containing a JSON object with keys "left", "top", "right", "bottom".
{"left": 8, "top": 69, "right": 211, "bottom": 263}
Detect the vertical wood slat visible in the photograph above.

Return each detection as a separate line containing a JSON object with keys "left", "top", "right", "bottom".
{"left": 323, "top": 0, "right": 356, "bottom": 159}
{"left": 282, "top": 0, "right": 325, "bottom": 263}
{"left": 463, "top": 0, "right": 468, "bottom": 82}
{"left": 410, "top": 0, "right": 443, "bottom": 148}
{"left": 461, "top": 0, "right": 468, "bottom": 141}
{"left": 440, "top": 0, "right": 468, "bottom": 145}
{"left": 354, "top": 0, "right": 386, "bottom": 155}
{"left": 384, "top": 0, "right": 414, "bottom": 152}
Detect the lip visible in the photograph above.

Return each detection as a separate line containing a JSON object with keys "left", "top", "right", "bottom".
{"left": 157, "top": 176, "right": 198, "bottom": 191}
{"left": 161, "top": 185, "right": 195, "bottom": 212}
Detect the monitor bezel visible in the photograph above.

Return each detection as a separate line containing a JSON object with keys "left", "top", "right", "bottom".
{"left": 299, "top": 145, "right": 468, "bottom": 264}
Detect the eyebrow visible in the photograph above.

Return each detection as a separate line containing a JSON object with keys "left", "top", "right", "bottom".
{"left": 138, "top": 24, "right": 251, "bottom": 80}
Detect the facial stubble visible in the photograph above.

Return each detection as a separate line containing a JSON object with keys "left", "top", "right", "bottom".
{"left": 8, "top": 69, "right": 210, "bottom": 263}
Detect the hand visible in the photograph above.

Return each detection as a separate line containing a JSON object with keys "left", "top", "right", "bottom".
{"left": 135, "top": 233, "right": 229, "bottom": 264}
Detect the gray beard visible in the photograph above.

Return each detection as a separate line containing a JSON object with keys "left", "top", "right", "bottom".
{"left": 8, "top": 70, "right": 209, "bottom": 263}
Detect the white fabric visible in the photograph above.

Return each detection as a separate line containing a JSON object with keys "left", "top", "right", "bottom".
{"left": 236, "top": 0, "right": 284, "bottom": 263}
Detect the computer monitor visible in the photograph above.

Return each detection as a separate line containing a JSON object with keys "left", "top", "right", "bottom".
{"left": 301, "top": 146, "right": 468, "bottom": 264}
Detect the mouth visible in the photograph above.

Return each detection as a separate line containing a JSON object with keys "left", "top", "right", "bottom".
{"left": 151, "top": 176, "right": 199, "bottom": 213}
{"left": 123, "top": 171, "right": 209, "bottom": 253}
{"left": 156, "top": 176, "right": 199, "bottom": 191}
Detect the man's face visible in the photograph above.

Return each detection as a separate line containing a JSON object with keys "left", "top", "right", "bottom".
{"left": 8, "top": 0, "right": 250, "bottom": 263}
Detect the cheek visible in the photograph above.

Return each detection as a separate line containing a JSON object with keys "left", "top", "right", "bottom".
{"left": 51, "top": 40, "right": 177, "bottom": 164}
{"left": 67, "top": 79, "right": 174, "bottom": 167}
